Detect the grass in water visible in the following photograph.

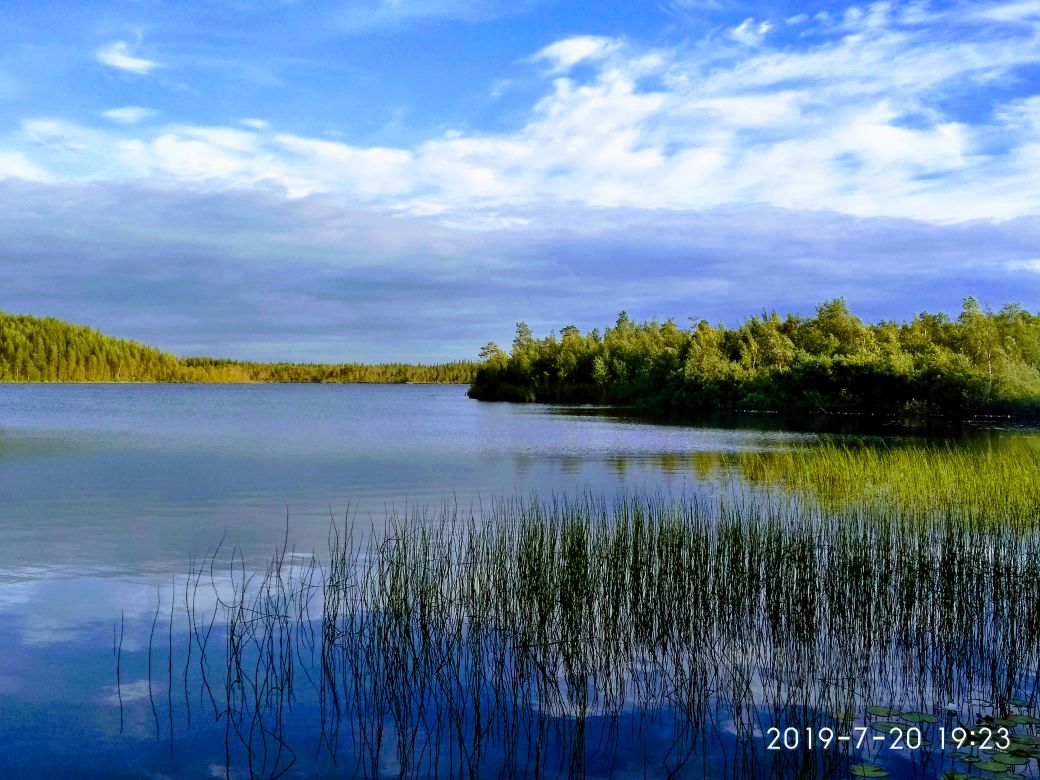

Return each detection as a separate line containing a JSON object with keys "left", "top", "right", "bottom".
{"left": 733, "top": 438, "right": 1040, "bottom": 521}
{"left": 123, "top": 442, "right": 1040, "bottom": 778}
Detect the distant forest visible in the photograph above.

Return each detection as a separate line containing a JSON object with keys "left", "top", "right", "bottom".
{"left": 0, "top": 311, "right": 476, "bottom": 384}
{"left": 468, "top": 298, "right": 1040, "bottom": 417}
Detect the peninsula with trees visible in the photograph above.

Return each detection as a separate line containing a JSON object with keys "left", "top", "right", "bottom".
{"left": 468, "top": 298, "right": 1040, "bottom": 418}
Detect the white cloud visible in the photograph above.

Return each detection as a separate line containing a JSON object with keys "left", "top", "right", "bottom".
{"left": 3, "top": 0, "right": 1039, "bottom": 223}
{"left": 275, "top": 135, "right": 415, "bottom": 197}
{"left": 1008, "top": 258, "right": 1040, "bottom": 272}
{"left": 976, "top": 1, "right": 1040, "bottom": 22}
{"left": 21, "top": 119, "right": 89, "bottom": 152}
{"left": 102, "top": 106, "right": 157, "bottom": 125}
{"left": 95, "top": 41, "right": 162, "bottom": 75}
{"left": 119, "top": 130, "right": 278, "bottom": 187}
{"left": 170, "top": 126, "right": 259, "bottom": 153}
{"left": 730, "top": 18, "right": 773, "bottom": 46}
{"left": 531, "top": 36, "right": 621, "bottom": 73}
{"left": 0, "top": 151, "right": 51, "bottom": 181}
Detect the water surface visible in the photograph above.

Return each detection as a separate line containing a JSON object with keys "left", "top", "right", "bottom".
{"left": 0, "top": 384, "right": 1035, "bottom": 778}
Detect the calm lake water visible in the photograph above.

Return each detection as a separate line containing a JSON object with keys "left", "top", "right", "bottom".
{"left": 0, "top": 384, "right": 1034, "bottom": 778}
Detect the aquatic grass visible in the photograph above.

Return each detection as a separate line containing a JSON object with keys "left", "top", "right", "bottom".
{"left": 733, "top": 439, "right": 1040, "bottom": 525}
{"left": 125, "top": 479, "right": 1040, "bottom": 779}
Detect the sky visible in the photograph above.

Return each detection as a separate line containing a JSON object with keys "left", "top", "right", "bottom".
{"left": 0, "top": 0, "right": 1038, "bottom": 361}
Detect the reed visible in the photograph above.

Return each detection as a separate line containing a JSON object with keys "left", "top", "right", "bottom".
{"left": 131, "top": 472, "right": 1040, "bottom": 779}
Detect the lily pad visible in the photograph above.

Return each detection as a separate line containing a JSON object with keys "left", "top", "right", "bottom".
{"left": 834, "top": 711, "right": 857, "bottom": 722}
{"left": 866, "top": 705, "right": 901, "bottom": 717}
{"left": 869, "top": 720, "right": 903, "bottom": 733}
{"left": 942, "top": 773, "right": 973, "bottom": 780}
{"left": 974, "top": 760, "right": 1012, "bottom": 773}
{"left": 952, "top": 751, "right": 980, "bottom": 763}
{"left": 901, "top": 711, "right": 940, "bottom": 724}
{"left": 1007, "top": 697, "right": 1030, "bottom": 708}
{"left": 849, "top": 764, "right": 890, "bottom": 778}
{"left": 993, "top": 753, "right": 1029, "bottom": 766}
{"left": 1009, "top": 714, "right": 1040, "bottom": 725}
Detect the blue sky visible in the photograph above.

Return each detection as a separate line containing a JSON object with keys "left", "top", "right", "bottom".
{"left": 1, "top": 0, "right": 1038, "bottom": 361}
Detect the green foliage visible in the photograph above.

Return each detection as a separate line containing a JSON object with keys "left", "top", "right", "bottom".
{"left": 0, "top": 310, "right": 477, "bottom": 384}
{"left": 0, "top": 310, "right": 193, "bottom": 382}
{"left": 468, "top": 298, "right": 1040, "bottom": 417}
{"left": 181, "top": 357, "right": 477, "bottom": 384}
{"left": 734, "top": 440, "right": 1040, "bottom": 522}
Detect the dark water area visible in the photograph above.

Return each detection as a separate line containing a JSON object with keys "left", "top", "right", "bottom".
{"left": 0, "top": 383, "right": 1038, "bottom": 778}
{"left": 558, "top": 403, "right": 1040, "bottom": 443}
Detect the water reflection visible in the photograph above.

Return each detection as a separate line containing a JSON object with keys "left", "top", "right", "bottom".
{"left": 105, "top": 494, "right": 1040, "bottom": 779}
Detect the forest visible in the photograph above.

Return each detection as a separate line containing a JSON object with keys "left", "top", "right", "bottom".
{"left": 0, "top": 311, "right": 476, "bottom": 384}
{"left": 468, "top": 298, "right": 1040, "bottom": 417}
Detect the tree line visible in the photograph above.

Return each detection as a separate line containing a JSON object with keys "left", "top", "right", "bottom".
{"left": 467, "top": 298, "right": 1040, "bottom": 417}
{"left": 0, "top": 311, "right": 477, "bottom": 384}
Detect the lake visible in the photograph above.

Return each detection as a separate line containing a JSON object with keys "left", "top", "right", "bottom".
{"left": 0, "top": 384, "right": 1037, "bottom": 779}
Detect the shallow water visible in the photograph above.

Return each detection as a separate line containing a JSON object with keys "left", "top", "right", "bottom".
{"left": 0, "top": 383, "right": 1036, "bottom": 778}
